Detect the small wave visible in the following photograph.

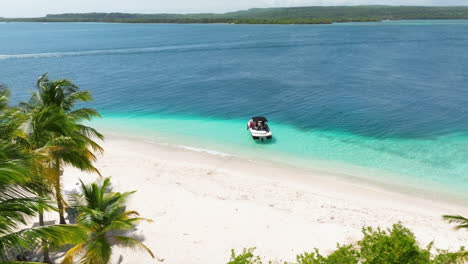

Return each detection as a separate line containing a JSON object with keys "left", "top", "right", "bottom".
{"left": 179, "top": 145, "right": 233, "bottom": 157}
{"left": 0, "top": 40, "right": 265, "bottom": 60}
{"left": 0, "top": 44, "right": 213, "bottom": 60}
{"left": 2, "top": 37, "right": 467, "bottom": 60}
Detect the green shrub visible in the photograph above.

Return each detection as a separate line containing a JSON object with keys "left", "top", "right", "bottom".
{"left": 229, "top": 224, "right": 465, "bottom": 264}
{"left": 296, "top": 245, "right": 359, "bottom": 264}
{"left": 358, "top": 224, "right": 431, "bottom": 264}
{"left": 296, "top": 224, "right": 463, "bottom": 264}
{"left": 227, "top": 248, "right": 263, "bottom": 264}
{"left": 431, "top": 249, "right": 464, "bottom": 264}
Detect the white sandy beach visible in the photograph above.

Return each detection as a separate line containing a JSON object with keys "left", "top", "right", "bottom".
{"left": 58, "top": 134, "right": 468, "bottom": 264}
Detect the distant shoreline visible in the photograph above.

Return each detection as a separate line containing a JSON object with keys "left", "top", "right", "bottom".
{"left": 0, "top": 18, "right": 368, "bottom": 25}
{"left": 2, "top": 6, "right": 468, "bottom": 25}
{"left": 3, "top": 18, "right": 468, "bottom": 25}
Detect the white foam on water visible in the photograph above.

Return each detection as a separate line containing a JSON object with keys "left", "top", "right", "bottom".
{"left": 0, "top": 46, "right": 178, "bottom": 60}
{"left": 0, "top": 41, "right": 248, "bottom": 60}
{"left": 178, "top": 145, "right": 234, "bottom": 157}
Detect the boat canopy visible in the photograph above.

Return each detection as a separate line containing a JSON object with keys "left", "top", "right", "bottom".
{"left": 252, "top": 116, "right": 268, "bottom": 122}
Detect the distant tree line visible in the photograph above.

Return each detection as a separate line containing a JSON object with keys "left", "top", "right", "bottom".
{"left": 1, "top": 6, "right": 468, "bottom": 24}
{"left": 0, "top": 17, "right": 378, "bottom": 25}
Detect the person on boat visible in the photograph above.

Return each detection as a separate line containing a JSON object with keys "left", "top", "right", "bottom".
{"left": 248, "top": 120, "right": 254, "bottom": 129}
{"left": 258, "top": 121, "right": 264, "bottom": 130}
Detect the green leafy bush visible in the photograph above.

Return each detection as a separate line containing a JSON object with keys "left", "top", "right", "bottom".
{"left": 227, "top": 248, "right": 264, "bottom": 264}
{"left": 358, "top": 224, "right": 431, "bottom": 263}
{"left": 431, "top": 249, "right": 464, "bottom": 264}
{"left": 296, "top": 245, "right": 359, "bottom": 264}
{"left": 296, "top": 224, "right": 464, "bottom": 264}
{"left": 230, "top": 224, "right": 465, "bottom": 264}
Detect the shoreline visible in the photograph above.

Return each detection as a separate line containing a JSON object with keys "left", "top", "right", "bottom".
{"left": 62, "top": 132, "right": 467, "bottom": 263}
{"left": 108, "top": 131, "right": 468, "bottom": 206}
{"left": 98, "top": 126, "right": 468, "bottom": 206}
{"left": 86, "top": 114, "right": 468, "bottom": 202}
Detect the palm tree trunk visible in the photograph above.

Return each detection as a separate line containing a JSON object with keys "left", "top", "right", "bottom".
{"left": 39, "top": 210, "right": 51, "bottom": 263}
{"left": 54, "top": 158, "right": 66, "bottom": 224}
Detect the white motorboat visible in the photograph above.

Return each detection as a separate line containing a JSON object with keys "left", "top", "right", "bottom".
{"left": 247, "top": 116, "right": 272, "bottom": 140}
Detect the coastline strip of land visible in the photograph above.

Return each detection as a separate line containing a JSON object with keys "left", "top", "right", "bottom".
{"left": 3, "top": 6, "right": 468, "bottom": 24}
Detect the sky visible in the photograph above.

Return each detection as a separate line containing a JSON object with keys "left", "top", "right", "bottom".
{"left": 1, "top": 0, "right": 467, "bottom": 17}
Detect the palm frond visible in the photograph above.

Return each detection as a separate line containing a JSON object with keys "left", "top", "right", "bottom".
{"left": 0, "top": 261, "right": 48, "bottom": 263}
{"left": 112, "top": 235, "right": 155, "bottom": 258}
{"left": 0, "top": 197, "right": 53, "bottom": 235}
{"left": 78, "top": 235, "right": 112, "bottom": 264}
{"left": 71, "top": 178, "right": 154, "bottom": 263}
{"left": 67, "top": 108, "right": 101, "bottom": 122}
{"left": 443, "top": 215, "right": 468, "bottom": 230}
{"left": 0, "top": 86, "right": 10, "bottom": 110}
{"left": 64, "top": 91, "right": 93, "bottom": 107}
{"left": 61, "top": 242, "right": 85, "bottom": 264}
{"left": 456, "top": 251, "right": 468, "bottom": 264}
{"left": 0, "top": 225, "right": 87, "bottom": 257}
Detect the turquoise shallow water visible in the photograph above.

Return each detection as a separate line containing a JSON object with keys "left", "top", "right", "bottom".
{"left": 1, "top": 21, "right": 468, "bottom": 198}
{"left": 92, "top": 113, "right": 468, "bottom": 199}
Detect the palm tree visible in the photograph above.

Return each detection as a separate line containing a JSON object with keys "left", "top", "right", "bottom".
{"left": 62, "top": 178, "right": 154, "bottom": 264}
{"left": 443, "top": 215, "right": 468, "bottom": 263}
{"left": 21, "top": 74, "right": 103, "bottom": 225}
{"left": 0, "top": 142, "right": 87, "bottom": 263}
{"left": 19, "top": 105, "right": 75, "bottom": 263}
{"left": 0, "top": 88, "right": 87, "bottom": 262}
{"left": 1, "top": 86, "right": 52, "bottom": 262}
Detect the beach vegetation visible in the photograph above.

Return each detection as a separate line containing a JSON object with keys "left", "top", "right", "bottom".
{"left": 13, "top": 74, "right": 104, "bottom": 261}
{"left": 232, "top": 224, "right": 466, "bottom": 264}
{"left": 0, "top": 86, "right": 87, "bottom": 262}
{"left": 62, "top": 177, "right": 154, "bottom": 264}
{"left": 357, "top": 224, "right": 432, "bottom": 263}
{"left": 227, "top": 248, "right": 265, "bottom": 264}
{"left": 296, "top": 245, "right": 359, "bottom": 264}
{"left": 19, "top": 74, "right": 104, "bottom": 225}
{"left": 443, "top": 215, "right": 468, "bottom": 231}
{"left": 1, "top": 76, "right": 155, "bottom": 263}
{"left": 297, "top": 224, "right": 465, "bottom": 264}
{"left": 443, "top": 215, "right": 468, "bottom": 263}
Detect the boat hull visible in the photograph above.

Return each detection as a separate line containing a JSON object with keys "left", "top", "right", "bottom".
{"left": 247, "top": 122, "right": 272, "bottom": 140}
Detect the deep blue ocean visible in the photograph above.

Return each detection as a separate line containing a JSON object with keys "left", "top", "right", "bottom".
{"left": 1, "top": 21, "right": 468, "bottom": 198}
